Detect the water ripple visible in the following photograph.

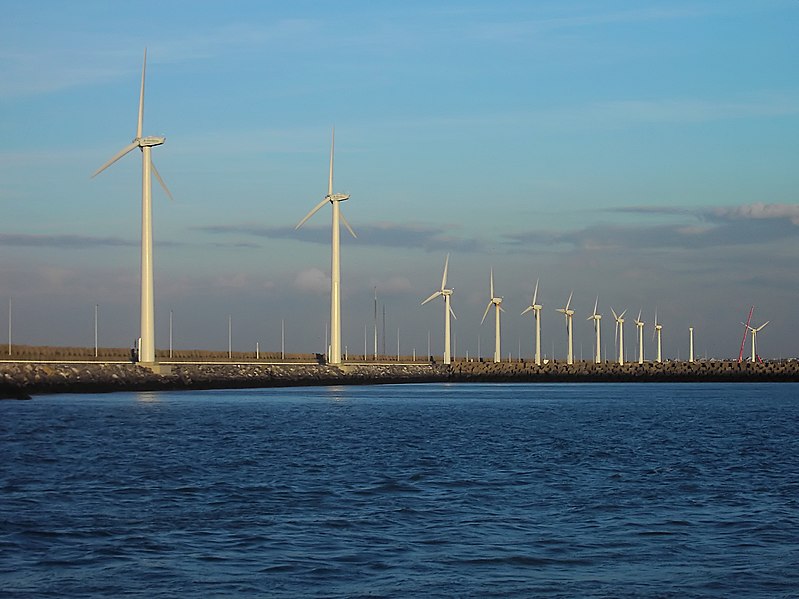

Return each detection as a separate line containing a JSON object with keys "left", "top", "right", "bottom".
{"left": 2, "top": 383, "right": 798, "bottom": 597}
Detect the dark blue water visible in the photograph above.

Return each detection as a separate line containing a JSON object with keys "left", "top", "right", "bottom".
{"left": 2, "top": 383, "right": 798, "bottom": 598}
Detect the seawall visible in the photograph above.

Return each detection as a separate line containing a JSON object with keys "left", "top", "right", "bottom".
{"left": 2, "top": 360, "right": 798, "bottom": 399}
{"left": 0, "top": 362, "right": 449, "bottom": 399}
{"left": 449, "top": 360, "right": 799, "bottom": 383}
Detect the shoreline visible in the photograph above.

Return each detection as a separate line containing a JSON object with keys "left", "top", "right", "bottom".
{"left": 2, "top": 360, "right": 799, "bottom": 399}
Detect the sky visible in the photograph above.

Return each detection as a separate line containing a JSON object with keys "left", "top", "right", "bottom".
{"left": 2, "top": 0, "right": 798, "bottom": 361}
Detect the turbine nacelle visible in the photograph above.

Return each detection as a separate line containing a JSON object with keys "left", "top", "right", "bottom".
{"left": 138, "top": 136, "right": 166, "bottom": 147}
{"left": 328, "top": 193, "right": 350, "bottom": 202}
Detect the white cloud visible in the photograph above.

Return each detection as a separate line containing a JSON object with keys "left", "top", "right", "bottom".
{"left": 294, "top": 267, "right": 330, "bottom": 294}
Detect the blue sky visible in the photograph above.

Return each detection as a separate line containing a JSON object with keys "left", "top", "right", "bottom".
{"left": 2, "top": 0, "right": 798, "bottom": 360}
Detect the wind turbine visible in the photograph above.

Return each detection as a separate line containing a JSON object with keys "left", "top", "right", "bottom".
{"left": 480, "top": 269, "right": 504, "bottom": 363}
{"left": 611, "top": 308, "right": 626, "bottom": 365}
{"left": 92, "top": 49, "right": 173, "bottom": 365}
{"left": 521, "top": 278, "right": 543, "bottom": 365}
{"left": 421, "top": 254, "right": 456, "bottom": 365}
{"left": 587, "top": 296, "right": 601, "bottom": 364}
{"left": 556, "top": 292, "right": 575, "bottom": 364}
{"left": 744, "top": 320, "right": 769, "bottom": 363}
{"left": 296, "top": 129, "right": 356, "bottom": 365}
{"left": 689, "top": 327, "right": 695, "bottom": 363}
{"left": 653, "top": 310, "right": 663, "bottom": 363}
{"left": 635, "top": 309, "right": 645, "bottom": 364}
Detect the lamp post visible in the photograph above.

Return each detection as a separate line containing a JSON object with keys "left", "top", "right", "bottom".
{"left": 94, "top": 304, "right": 99, "bottom": 358}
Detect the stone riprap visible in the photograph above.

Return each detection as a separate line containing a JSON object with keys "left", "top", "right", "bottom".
{"left": 2, "top": 360, "right": 798, "bottom": 399}
{"left": 0, "top": 362, "right": 449, "bottom": 399}
{"left": 449, "top": 360, "right": 799, "bottom": 382}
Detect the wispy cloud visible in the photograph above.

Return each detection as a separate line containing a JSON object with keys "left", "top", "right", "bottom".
{"left": 706, "top": 203, "right": 799, "bottom": 225}
{"left": 506, "top": 202, "right": 799, "bottom": 252}
{"left": 0, "top": 19, "right": 321, "bottom": 99}
{"left": 0, "top": 232, "right": 135, "bottom": 249}
{"left": 474, "top": 6, "right": 713, "bottom": 42}
{"left": 196, "top": 221, "right": 486, "bottom": 253}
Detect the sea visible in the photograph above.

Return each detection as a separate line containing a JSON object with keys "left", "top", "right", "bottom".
{"left": 1, "top": 383, "right": 798, "bottom": 598}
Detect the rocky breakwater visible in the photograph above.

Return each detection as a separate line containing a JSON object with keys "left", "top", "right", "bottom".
{"left": 449, "top": 360, "right": 799, "bottom": 382}
{"left": 0, "top": 362, "right": 450, "bottom": 399}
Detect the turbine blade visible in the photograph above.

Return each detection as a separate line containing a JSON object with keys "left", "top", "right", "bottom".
{"left": 481, "top": 302, "right": 492, "bottom": 325}
{"left": 611, "top": 307, "right": 618, "bottom": 320}
{"left": 593, "top": 296, "right": 598, "bottom": 317}
{"left": 532, "top": 278, "right": 539, "bottom": 306}
{"left": 566, "top": 291, "right": 573, "bottom": 311}
{"left": 441, "top": 253, "right": 450, "bottom": 290}
{"left": 151, "top": 159, "right": 174, "bottom": 201}
{"left": 340, "top": 212, "right": 357, "bottom": 238}
{"left": 421, "top": 290, "right": 442, "bottom": 305}
{"left": 637, "top": 309, "right": 642, "bottom": 323}
{"left": 137, "top": 49, "right": 146, "bottom": 139}
{"left": 498, "top": 305, "right": 505, "bottom": 313}
{"left": 328, "top": 127, "right": 335, "bottom": 196}
{"left": 489, "top": 269, "right": 494, "bottom": 299}
{"left": 91, "top": 142, "right": 139, "bottom": 178}
{"left": 757, "top": 321, "right": 769, "bottom": 331}
{"left": 450, "top": 305, "right": 457, "bottom": 320}
{"left": 521, "top": 306, "right": 533, "bottom": 316}
{"left": 620, "top": 309, "right": 627, "bottom": 319}
{"left": 296, "top": 197, "right": 329, "bottom": 229}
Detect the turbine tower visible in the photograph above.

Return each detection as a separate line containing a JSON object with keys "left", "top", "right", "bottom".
{"left": 521, "top": 279, "right": 543, "bottom": 365}
{"left": 689, "top": 327, "right": 695, "bottom": 363}
{"left": 92, "top": 49, "right": 173, "bottom": 365}
{"left": 611, "top": 308, "right": 626, "bottom": 365}
{"left": 421, "top": 254, "right": 456, "bottom": 365}
{"left": 744, "top": 320, "right": 769, "bottom": 363}
{"left": 556, "top": 292, "right": 575, "bottom": 365}
{"left": 480, "top": 269, "right": 504, "bottom": 363}
{"left": 653, "top": 310, "right": 663, "bottom": 363}
{"left": 635, "top": 309, "right": 645, "bottom": 364}
{"left": 587, "top": 296, "right": 601, "bottom": 364}
{"left": 296, "top": 129, "right": 356, "bottom": 365}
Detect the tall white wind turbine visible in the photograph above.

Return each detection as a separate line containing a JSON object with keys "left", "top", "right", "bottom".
{"left": 296, "top": 129, "right": 356, "bottom": 365}
{"left": 521, "top": 279, "right": 543, "bottom": 365}
{"left": 744, "top": 320, "right": 769, "bottom": 363}
{"left": 635, "top": 309, "right": 645, "bottom": 364}
{"left": 556, "top": 292, "right": 575, "bottom": 365}
{"left": 653, "top": 310, "right": 663, "bottom": 363}
{"left": 92, "top": 49, "right": 173, "bottom": 365}
{"left": 421, "top": 254, "right": 456, "bottom": 365}
{"left": 587, "top": 296, "right": 601, "bottom": 364}
{"left": 611, "top": 308, "right": 626, "bottom": 365}
{"left": 480, "top": 269, "right": 504, "bottom": 363}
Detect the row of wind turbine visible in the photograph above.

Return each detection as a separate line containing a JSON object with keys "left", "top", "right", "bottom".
{"left": 422, "top": 268, "right": 679, "bottom": 366}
